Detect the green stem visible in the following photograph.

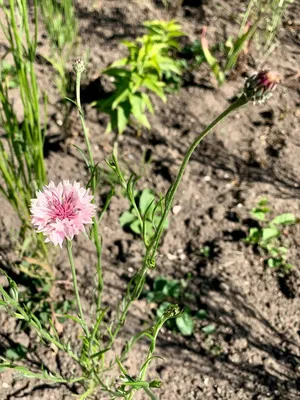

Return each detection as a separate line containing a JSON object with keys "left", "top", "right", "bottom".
{"left": 149, "top": 94, "right": 248, "bottom": 259}
{"left": 75, "top": 70, "right": 103, "bottom": 314}
{"left": 66, "top": 240, "right": 89, "bottom": 336}
{"left": 108, "top": 250, "right": 150, "bottom": 348}
{"left": 107, "top": 95, "right": 249, "bottom": 352}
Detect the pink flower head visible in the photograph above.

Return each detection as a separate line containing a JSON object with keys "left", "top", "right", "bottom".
{"left": 31, "top": 181, "right": 96, "bottom": 248}
{"left": 244, "top": 70, "right": 280, "bottom": 104}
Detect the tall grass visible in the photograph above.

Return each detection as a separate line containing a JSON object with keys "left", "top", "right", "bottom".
{"left": 40, "top": 0, "right": 78, "bottom": 98}
{"left": 0, "top": 0, "right": 47, "bottom": 257}
{"left": 240, "top": 0, "right": 294, "bottom": 53}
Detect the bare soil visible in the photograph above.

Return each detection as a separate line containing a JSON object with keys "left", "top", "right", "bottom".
{"left": 1, "top": 0, "right": 300, "bottom": 399}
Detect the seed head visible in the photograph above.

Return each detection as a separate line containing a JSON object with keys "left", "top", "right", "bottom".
{"left": 244, "top": 70, "right": 280, "bottom": 104}
{"left": 73, "top": 58, "right": 85, "bottom": 74}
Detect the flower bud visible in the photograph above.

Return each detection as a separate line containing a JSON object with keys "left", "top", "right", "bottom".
{"left": 162, "top": 304, "right": 182, "bottom": 320}
{"left": 73, "top": 58, "right": 85, "bottom": 74}
{"left": 244, "top": 70, "right": 280, "bottom": 104}
{"left": 149, "top": 380, "right": 162, "bottom": 388}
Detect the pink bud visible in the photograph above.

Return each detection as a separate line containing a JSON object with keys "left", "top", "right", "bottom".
{"left": 244, "top": 70, "right": 280, "bottom": 104}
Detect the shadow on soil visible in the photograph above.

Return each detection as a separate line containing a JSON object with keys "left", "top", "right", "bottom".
{"left": 150, "top": 276, "right": 300, "bottom": 399}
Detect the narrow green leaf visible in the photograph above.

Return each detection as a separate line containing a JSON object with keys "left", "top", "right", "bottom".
{"left": 117, "top": 106, "right": 129, "bottom": 134}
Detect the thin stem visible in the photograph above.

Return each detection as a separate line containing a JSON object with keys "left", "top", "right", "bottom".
{"left": 66, "top": 240, "right": 89, "bottom": 336}
{"left": 107, "top": 95, "right": 249, "bottom": 353}
{"left": 149, "top": 94, "right": 248, "bottom": 259}
{"left": 75, "top": 69, "right": 103, "bottom": 314}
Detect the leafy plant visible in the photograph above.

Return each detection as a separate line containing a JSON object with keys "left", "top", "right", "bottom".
{"left": 93, "top": 20, "right": 184, "bottom": 134}
{"left": 182, "top": 39, "right": 206, "bottom": 67}
{"left": 199, "top": 24, "right": 257, "bottom": 85}
{"left": 0, "top": 63, "right": 275, "bottom": 398}
{"left": 120, "top": 189, "right": 168, "bottom": 242}
{"left": 145, "top": 275, "right": 212, "bottom": 337}
{"left": 245, "top": 198, "right": 297, "bottom": 273}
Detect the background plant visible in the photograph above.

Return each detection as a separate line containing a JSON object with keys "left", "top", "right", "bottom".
{"left": 145, "top": 275, "right": 215, "bottom": 337}
{"left": 0, "top": 0, "right": 47, "bottom": 259}
{"left": 119, "top": 188, "right": 168, "bottom": 242}
{"left": 197, "top": 24, "right": 257, "bottom": 85}
{"left": 93, "top": 20, "right": 184, "bottom": 134}
{"left": 245, "top": 198, "right": 297, "bottom": 273}
{"left": 239, "top": 0, "right": 294, "bottom": 56}
{"left": 182, "top": 0, "right": 292, "bottom": 85}
{"left": 40, "top": 0, "right": 78, "bottom": 98}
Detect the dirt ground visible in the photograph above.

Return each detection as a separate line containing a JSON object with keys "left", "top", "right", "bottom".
{"left": 1, "top": 0, "right": 300, "bottom": 399}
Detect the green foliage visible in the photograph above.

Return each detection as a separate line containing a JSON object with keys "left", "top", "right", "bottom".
{"left": 0, "top": 60, "right": 18, "bottom": 88}
{"left": 199, "top": 245, "right": 211, "bottom": 258}
{"left": 145, "top": 275, "right": 211, "bottom": 337}
{"left": 182, "top": 39, "right": 205, "bottom": 66}
{"left": 94, "top": 20, "right": 184, "bottom": 134}
{"left": 0, "top": 0, "right": 47, "bottom": 258}
{"left": 40, "top": 0, "right": 78, "bottom": 97}
{"left": 239, "top": 0, "right": 294, "bottom": 54}
{"left": 198, "top": 25, "right": 256, "bottom": 85}
{"left": 245, "top": 198, "right": 297, "bottom": 274}
{"left": 120, "top": 189, "right": 168, "bottom": 241}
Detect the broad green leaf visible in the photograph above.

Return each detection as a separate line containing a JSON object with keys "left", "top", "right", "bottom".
{"left": 245, "top": 227, "right": 261, "bottom": 243}
{"left": 267, "top": 258, "right": 283, "bottom": 268}
{"left": 176, "top": 311, "right": 194, "bottom": 336}
{"left": 130, "top": 219, "right": 142, "bottom": 234}
{"left": 139, "top": 189, "right": 156, "bottom": 215}
{"left": 144, "top": 220, "right": 155, "bottom": 239}
{"left": 262, "top": 227, "right": 280, "bottom": 242}
{"left": 5, "top": 344, "right": 27, "bottom": 361}
{"left": 201, "top": 324, "right": 216, "bottom": 335}
{"left": 251, "top": 209, "right": 268, "bottom": 221}
{"left": 163, "top": 280, "right": 181, "bottom": 298}
{"left": 119, "top": 211, "right": 136, "bottom": 227}
{"left": 271, "top": 213, "right": 296, "bottom": 226}
{"left": 153, "top": 277, "right": 169, "bottom": 292}
{"left": 146, "top": 291, "right": 166, "bottom": 303}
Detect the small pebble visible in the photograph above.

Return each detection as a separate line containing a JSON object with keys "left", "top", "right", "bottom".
{"left": 172, "top": 205, "right": 182, "bottom": 215}
{"left": 167, "top": 253, "right": 177, "bottom": 261}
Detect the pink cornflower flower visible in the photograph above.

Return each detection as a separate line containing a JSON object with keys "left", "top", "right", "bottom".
{"left": 31, "top": 181, "right": 96, "bottom": 248}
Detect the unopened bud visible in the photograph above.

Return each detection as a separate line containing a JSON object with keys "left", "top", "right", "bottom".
{"left": 149, "top": 380, "right": 161, "bottom": 388}
{"left": 244, "top": 70, "right": 280, "bottom": 104}
{"left": 73, "top": 58, "right": 85, "bottom": 74}
{"left": 162, "top": 304, "right": 181, "bottom": 320}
